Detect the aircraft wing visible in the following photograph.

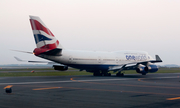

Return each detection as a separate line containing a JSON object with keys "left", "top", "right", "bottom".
{"left": 108, "top": 55, "right": 162, "bottom": 72}
{"left": 136, "top": 55, "right": 162, "bottom": 65}
{"left": 108, "top": 64, "right": 127, "bottom": 71}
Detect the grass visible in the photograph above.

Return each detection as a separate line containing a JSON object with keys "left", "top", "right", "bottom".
{"left": 123, "top": 68, "right": 180, "bottom": 74}
{"left": 0, "top": 71, "right": 92, "bottom": 77}
{"left": 0, "top": 67, "right": 180, "bottom": 77}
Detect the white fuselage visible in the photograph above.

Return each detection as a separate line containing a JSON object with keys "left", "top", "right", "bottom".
{"left": 38, "top": 49, "right": 154, "bottom": 72}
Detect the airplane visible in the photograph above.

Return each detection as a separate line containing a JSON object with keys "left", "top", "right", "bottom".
{"left": 25, "top": 15, "right": 163, "bottom": 76}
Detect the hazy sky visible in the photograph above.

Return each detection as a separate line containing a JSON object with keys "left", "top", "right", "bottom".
{"left": 0, "top": 0, "right": 180, "bottom": 65}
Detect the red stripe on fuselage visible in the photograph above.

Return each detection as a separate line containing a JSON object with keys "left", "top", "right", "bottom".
{"left": 29, "top": 19, "right": 54, "bottom": 37}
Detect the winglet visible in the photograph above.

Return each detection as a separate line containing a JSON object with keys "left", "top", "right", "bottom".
{"left": 155, "top": 55, "right": 162, "bottom": 62}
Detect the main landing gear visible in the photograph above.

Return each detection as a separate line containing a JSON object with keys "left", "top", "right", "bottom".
{"left": 142, "top": 73, "right": 146, "bottom": 75}
{"left": 93, "top": 72, "right": 111, "bottom": 76}
{"left": 93, "top": 72, "right": 102, "bottom": 76}
{"left": 116, "top": 72, "right": 124, "bottom": 76}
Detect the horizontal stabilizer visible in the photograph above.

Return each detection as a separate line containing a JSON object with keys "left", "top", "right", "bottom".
{"left": 14, "top": 57, "right": 26, "bottom": 62}
{"left": 14, "top": 56, "right": 56, "bottom": 64}
{"left": 11, "top": 49, "right": 33, "bottom": 54}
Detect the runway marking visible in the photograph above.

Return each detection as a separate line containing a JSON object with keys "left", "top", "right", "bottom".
{"left": 72, "top": 76, "right": 180, "bottom": 83}
{"left": 0, "top": 76, "right": 179, "bottom": 87}
{"left": 166, "top": 97, "right": 180, "bottom": 100}
{"left": 138, "top": 76, "right": 180, "bottom": 86}
{"left": 70, "top": 78, "right": 134, "bottom": 82}
{"left": 70, "top": 78, "right": 73, "bottom": 81}
{"left": 71, "top": 77, "right": 180, "bottom": 89}
{"left": 138, "top": 76, "right": 180, "bottom": 82}
{"left": 52, "top": 86, "right": 180, "bottom": 97}
{"left": 33, "top": 87, "right": 62, "bottom": 90}
{"left": 74, "top": 81, "right": 180, "bottom": 89}
{"left": 4, "top": 85, "right": 13, "bottom": 89}
{"left": 0, "top": 78, "right": 133, "bottom": 85}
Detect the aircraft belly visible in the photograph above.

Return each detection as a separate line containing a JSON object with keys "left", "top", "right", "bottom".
{"left": 67, "top": 64, "right": 117, "bottom": 71}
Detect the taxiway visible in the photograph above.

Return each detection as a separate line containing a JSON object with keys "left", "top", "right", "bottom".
{"left": 0, "top": 73, "right": 180, "bottom": 108}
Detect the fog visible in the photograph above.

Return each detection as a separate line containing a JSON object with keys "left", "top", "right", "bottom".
{"left": 0, "top": 0, "right": 180, "bottom": 65}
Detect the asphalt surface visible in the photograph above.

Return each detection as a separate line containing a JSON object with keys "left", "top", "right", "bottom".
{"left": 0, "top": 73, "right": 180, "bottom": 108}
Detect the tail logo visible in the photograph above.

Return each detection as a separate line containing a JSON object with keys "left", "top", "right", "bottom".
{"left": 29, "top": 16, "right": 60, "bottom": 50}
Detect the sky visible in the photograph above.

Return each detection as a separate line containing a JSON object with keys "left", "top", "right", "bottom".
{"left": 0, "top": 0, "right": 180, "bottom": 65}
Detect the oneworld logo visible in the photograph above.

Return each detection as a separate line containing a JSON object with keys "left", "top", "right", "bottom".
{"left": 126, "top": 55, "right": 147, "bottom": 61}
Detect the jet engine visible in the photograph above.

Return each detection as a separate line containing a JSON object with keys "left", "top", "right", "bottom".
{"left": 53, "top": 65, "right": 68, "bottom": 71}
{"left": 144, "top": 65, "right": 158, "bottom": 73}
{"left": 136, "top": 64, "right": 147, "bottom": 75}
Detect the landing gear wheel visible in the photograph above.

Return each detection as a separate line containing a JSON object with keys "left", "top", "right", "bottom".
{"left": 93, "top": 73, "right": 95, "bottom": 76}
{"left": 116, "top": 73, "right": 119, "bottom": 76}
{"left": 116, "top": 73, "right": 124, "bottom": 76}
{"left": 120, "top": 73, "right": 124, "bottom": 76}
{"left": 103, "top": 73, "right": 108, "bottom": 76}
{"left": 104, "top": 73, "right": 111, "bottom": 76}
{"left": 93, "top": 72, "right": 102, "bottom": 76}
{"left": 93, "top": 72, "right": 98, "bottom": 76}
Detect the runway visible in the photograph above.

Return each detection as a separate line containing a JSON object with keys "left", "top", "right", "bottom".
{"left": 0, "top": 73, "right": 180, "bottom": 108}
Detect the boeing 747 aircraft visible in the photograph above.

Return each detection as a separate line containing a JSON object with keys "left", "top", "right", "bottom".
{"left": 28, "top": 15, "right": 162, "bottom": 76}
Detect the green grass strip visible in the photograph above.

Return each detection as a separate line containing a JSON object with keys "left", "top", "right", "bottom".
{"left": 0, "top": 71, "right": 92, "bottom": 77}
{"left": 0, "top": 68, "right": 180, "bottom": 77}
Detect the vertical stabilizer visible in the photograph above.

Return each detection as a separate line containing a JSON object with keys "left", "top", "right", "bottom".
{"left": 29, "top": 16, "right": 62, "bottom": 50}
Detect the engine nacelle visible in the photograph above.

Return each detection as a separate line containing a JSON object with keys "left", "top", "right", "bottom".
{"left": 136, "top": 67, "right": 147, "bottom": 73}
{"left": 136, "top": 64, "right": 148, "bottom": 75}
{"left": 144, "top": 65, "right": 158, "bottom": 73}
{"left": 53, "top": 65, "right": 68, "bottom": 71}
